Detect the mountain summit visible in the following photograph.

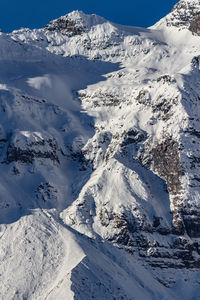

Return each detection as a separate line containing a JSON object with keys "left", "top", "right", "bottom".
{"left": 1, "top": 1, "right": 200, "bottom": 299}
{"left": 44, "top": 10, "right": 107, "bottom": 36}
{"left": 154, "top": 0, "right": 200, "bottom": 33}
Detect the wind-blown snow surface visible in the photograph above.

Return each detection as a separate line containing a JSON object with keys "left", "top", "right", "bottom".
{"left": 1, "top": 1, "right": 200, "bottom": 299}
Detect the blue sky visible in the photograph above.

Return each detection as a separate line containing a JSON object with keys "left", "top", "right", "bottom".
{"left": 1, "top": 0, "right": 178, "bottom": 32}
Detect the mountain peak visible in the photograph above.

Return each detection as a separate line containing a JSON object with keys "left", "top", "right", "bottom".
{"left": 45, "top": 10, "right": 107, "bottom": 36}
{"left": 154, "top": 0, "right": 200, "bottom": 33}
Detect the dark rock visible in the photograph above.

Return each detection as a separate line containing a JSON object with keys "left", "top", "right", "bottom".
{"left": 191, "top": 56, "right": 200, "bottom": 68}
{"left": 189, "top": 13, "right": 200, "bottom": 35}
{"left": 121, "top": 129, "right": 146, "bottom": 148}
{"left": 151, "top": 139, "right": 182, "bottom": 195}
{"left": 183, "top": 215, "right": 200, "bottom": 238}
{"left": 168, "top": 1, "right": 200, "bottom": 29}
{"left": 45, "top": 17, "right": 84, "bottom": 36}
{"left": 157, "top": 75, "right": 174, "bottom": 84}
{"left": 35, "top": 182, "right": 58, "bottom": 203}
{"left": 6, "top": 139, "right": 59, "bottom": 164}
{"left": 153, "top": 216, "right": 160, "bottom": 228}
{"left": 136, "top": 90, "right": 150, "bottom": 105}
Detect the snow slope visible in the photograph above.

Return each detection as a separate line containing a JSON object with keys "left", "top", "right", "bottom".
{"left": 1, "top": 0, "right": 200, "bottom": 299}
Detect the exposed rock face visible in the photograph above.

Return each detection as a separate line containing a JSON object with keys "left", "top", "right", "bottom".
{"left": 45, "top": 16, "right": 84, "bottom": 36}
{"left": 35, "top": 182, "right": 58, "bottom": 207}
{"left": 6, "top": 131, "right": 59, "bottom": 164}
{"left": 152, "top": 140, "right": 182, "bottom": 195}
{"left": 189, "top": 12, "right": 200, "bottom": 34}
{"left": 170, "top": 0, "right": 200, "bottom": 28}
{"left": 155, "top": 0, "right": 200, "bottom": 34}
{"left": 151, "top": 139, "right": 186, "bottom": 234}
{"left": 183, "top": 212, "right": 200, "bottom": 237}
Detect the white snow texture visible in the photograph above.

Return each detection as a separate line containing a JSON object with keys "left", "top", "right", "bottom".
{"left": 1, "top": 1, "right": 200, "bottom": 299}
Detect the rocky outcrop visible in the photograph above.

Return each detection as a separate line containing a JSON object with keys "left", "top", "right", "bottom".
{"left": 45, "top": 17, "right": 84, "bottom": 36}
{"left": 35, "top": 182, "right": 58, "bottom": 204}
{"left": 189, "top": 12, "right": 200, "bottom": 35}
{"left": 151, "top": 139, "right": 182, "bottom": 195}
{"left": 6, "top": 131, "right": 59, "bottom": 164}
{"left": 166, "top": 0, "right": 200, "bottom": 29}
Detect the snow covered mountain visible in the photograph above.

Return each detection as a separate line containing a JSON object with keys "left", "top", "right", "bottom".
{"left": 1, "top": 1, "right": 200, "bottom": 299}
